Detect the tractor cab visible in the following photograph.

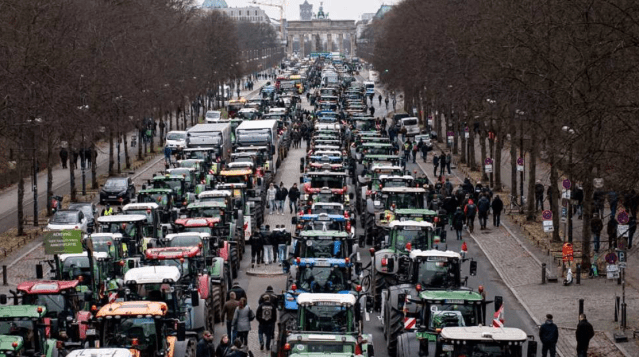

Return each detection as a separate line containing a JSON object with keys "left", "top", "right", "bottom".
{"left": 197, "top": 190, "right": 233, "bottom": 211}
{"left": 218, "top": 169, "right": 255, "bottom": 190}
{"left": 0, "top": 305, "right": 61, "bottom": 357}
{"left": 122, "top": 203, "right": 167, "bottom": 239}
{"left": 292, "top": 214, "right": 353, "bottom": 239}
{"left": 292, "top": 231, "right": 354, "bottom": 259}
{"left": 281, "top": 333, "right": 374, "bottom": 357}
{"left": 135, "top": 188, "right": 176, "bottom": 223}
{"left": 308, "top": 202, "right": 346, "bottom": 216}
{"left": 149, "top": 174, "right": 191, "bottom": 207}
{"left": 166, "top": 168, "right": 197, "bottom": 191}
{"left": 97, "top": 215, "right": 154, "bottom": 254}
{"left": 296, "top": 294, "right": 358, "bottom": 333}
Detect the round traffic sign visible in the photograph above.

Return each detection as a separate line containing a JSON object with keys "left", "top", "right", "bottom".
{"left": 562, "top": 179, "right": 571, "bottom": 190}
{"left": 617, "top": 211, "right": 629, "bottom": 225}
{"left": 605, "top": 252, "right": 618, "bottom": 265}
{"left": 517, "top": 157, "right": 524, "bottom": 166}
{"left": 542, "top": 210, "right": 553, "bottom": 220}
{"left": 485, "top": 158, "right": 493, "bottom": 165}
{"left": 464, "top": 127, "right": 469, "bottom": 132}
{"left": 447, "top": 131, "right": 454, "bottom": 136}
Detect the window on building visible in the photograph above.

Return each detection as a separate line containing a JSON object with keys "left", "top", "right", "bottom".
{"left": 255, "top": 10, "right": 258, "bottom": 15}
{"left": 239, "top": 10, "right": 242, "bottom": 15}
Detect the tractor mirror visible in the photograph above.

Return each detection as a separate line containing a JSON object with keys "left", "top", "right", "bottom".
{"left": 386, "top": 258, "right": 394, "bottom": 271}
{"left": 36, "top": 264, "right": 44, "bottom": 279}
{"left": 469, "top": 261, "right": 477, "bottom": 276}
{"left": 527, "top": 339, "right": 537, "bottom": 357}
{"left": 191, "top": 290, "right": 200, "bottom": 306}
{"left": 128, "top": 260, "right": 136, "bottom": 269}
{"left": 177, "top": 322, "right": 186, "bottom": 341}
{"left": 367, "top": 344, "right": 374, "bottom": 357}
{"left": 494, "top": 296, "right": 503, "bottom": 312}
{"left": 0, "top": 294, "right": 6, "bottom": 305}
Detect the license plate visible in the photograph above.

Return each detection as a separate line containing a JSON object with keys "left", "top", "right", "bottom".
{"left": 109, "top": 196, "right": 116, "bottom": 199}
{"left": 315, "top": 260, "right": 330, "bottom": 267}
{"left": 442, "top": 345, "right": 454, "bottom": 352}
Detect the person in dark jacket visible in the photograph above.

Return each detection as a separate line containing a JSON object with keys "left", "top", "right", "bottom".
{"left": 477, "top": 195, "right": 490, "bottom": 230}
{"left": 263, "top": 225, "right": 274, "bottom": 264}
{"left": 433, "top": 155, "right": 440, "bottom": 177}
{"left": 462, "top": 178, "right": 474, "bottom": 196}
{"left": 288, "top": 184, "right": 300, "bottom": 214}
{"left": 591, "top": 214, "right": 603, "bottom": 253}
{"left": 628, "top": 215, "right": 636, "bottom": 249}
{"left": 576, "top": 314, "right": 594, "bottom": 357}
{"left": 464, "top": 199, "right": 477, "bottom": 233}
{"left": 227, "top": 282, "right": 247, "bottom": 301}
{"left": 59, "top": 147, "right": 68, "bottom": 169}
{"left": 535, "top": 180, "right": 545, "bottom": 211}
{"left": 276, "top": 183, "right": 287, "bottom": 215}
{"left": 251, "top": 229, "right": 265, "bottom": 268}
{"left": 439, "top": 152, "right": 446, "bottom": 176}
{"left": 573, "top": 185, "right": 584, "bottom": 219}
{"left": 539, "top": 314, "right": 559, "bottom": 357}
{"left": 216, "top": 335, "right": 231, "bottom": 357}
{"left": 256, "top": 295, "right": 276, "bottom": 351}
{"left": 72, "top": 150, "right": 79, "bottom": 170}
{"left": 226, "top": 339, "right": 248, "bottom": 357}
{"left": 491, "top": 195, "right": 504, "bottom": 227}
{"left": 453, "top": 207, "right": 465, "bottom": 240}
{"left": 196, "top": 331, "right": 215, "bottom": 357}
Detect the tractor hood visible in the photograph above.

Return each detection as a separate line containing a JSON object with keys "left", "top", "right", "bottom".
{"left": 67, "top": 348, "right": 133, "bottom": 357}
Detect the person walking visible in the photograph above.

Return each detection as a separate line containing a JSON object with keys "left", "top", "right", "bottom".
{"left": 491, "top": 195, "right": 503, "bottom": 227}
{"left": 231, "top": 298, "right": 254, "bottom": 346}
{"left": 576, "top": 314, "right": 594, "bottom": 357}
{"left": 72, "top": 149, "right": 79, "bottom": 170}
{"left": 628, "top": 215, "right": 636, "bottom": 249}
{"left": 539, "top": 314, "right": 559, "bottom": 357}
{"left": 196, "top": 331, "right": 215, "bottom": 357}
{"left": 288, "top": 183, "right": 300, "bottom": 214}
{"left": 263, "top": 225, "right": 274, "bottom": 265}
{"left": 226, "top": 339, "right": 248, "bottom": 357}
{"left": 433, "top": 154, "right": 440, "bottom": 177}
{"left": 215, "top": 335, "right": 231, "bottom": 357}
{"left": 453, "top": 207, "right": 465, "bottom": 240}
{"left": 477, "top": 194, "right": 490, "bottom": 230}
{"left": 59, "top": 147, "right": 68, "bottom": 169}
{"left": 267, "top": 183, "right": 277, "bottom": 215}
{"left": 275, "top": 226, "right": 290, "bottom": 265}
{"left": 535, "top": 180, "right": 545, "bottom": 211}
{"left": 464, "top": 199, "right": 477, "bottom": 233}
{"left": 251, "top": 229, "right": 264, "bottom": 268}
{"left": 445, "top": 152, "right": 452, "bottom": 174}
{"left": 412, "top": 141, "right": 419, "bottom": 163}
{"left": 385, "top": 97, "right": 389, "bottom": 109}
{"left": 607, "top": 217, "right": 618, "bottom": 249}
{"left": 227, "top": 282, "right": 247, "bottom": 301}
{"left": 277, "top": 183, "right": 288, "bottom": 215}
{"left": 573, "top": 185, "right": 584, "bottom": 219}
{"left": 164, "top": 145, "right": 172, "bottom": 167}
{"left": 609, "top": 191, "right": 618, "bottom": 219}
{"left": 402, "top": 140, "right": 412, "bottom": 162}
{"left": 256, "top": 295, "right": 277, "bottom": 351}
{"left": 222, "top": 292, "right": 239, "bottom": 341}
{"left": 591, "top": 213, "right": 603, "bottom": 253}
{"left": 378, "top": 94, "right": 382, "bottom": 106}
{"left": 101, "top": 204, "right": 113, "bottom": 216}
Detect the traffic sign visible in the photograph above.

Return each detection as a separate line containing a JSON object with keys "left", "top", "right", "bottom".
{"left": 618, "top": 250, "right": 626, "bottom": 263}
{"left": 617, "top": 211, "right": 629, "bottom": 225}
{"left": 561, "top": 207, "right": 567, "bottom": 222}
{"left": 542, "top": 210, "right": 553, "bottom": 220}
{"left": 543, "top": 220, "right": 554, "bottom": 232}
{"left": 562, "top": 179, "right": 571, "bottom": 190}
{"left": 605, "top": 252, "right": 618, "bottom": 265}
{"left": 485, "top": 158, "right": 493, "bottom": 165}
{"left": 617, "top": 224, "right": 629, "bottom": 238}
{"left": 517, "top": 157, "right": 524, "bottom": 166}
{"left": 484, "top": 164, "right": 493, "bottom": 173}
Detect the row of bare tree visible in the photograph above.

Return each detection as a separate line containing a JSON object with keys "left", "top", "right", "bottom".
{"left": 0, "top": 0, "right": 283, "bottom": 235}
{"left": 360, "top": 0, "right": 639, "bottom": 265}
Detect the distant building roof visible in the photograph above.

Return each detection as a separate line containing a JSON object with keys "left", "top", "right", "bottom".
{"left": 361, "top": 13, "right": 375, "bottom": 21}
{"left": 202, "top": 0, "right": 227, "bottom": 8}
{"left": 374, "top": 4, "right": 393, "bottom": 19}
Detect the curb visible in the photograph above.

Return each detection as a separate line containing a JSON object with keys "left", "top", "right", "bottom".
{"left": 245, "top": 269, "right": 286, "bottom": 277}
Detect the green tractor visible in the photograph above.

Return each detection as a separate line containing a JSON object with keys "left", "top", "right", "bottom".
{"left": 421, "top": 326, "right": 535, "bottom": 357}
{"left": 276, "top": 333, "right": 374, "bottom": 357}
{"left": 0, "top": 305, "right": 63, "bottom": 357}
{"left": 136, "top": 188, "right": 178, "bottom": 224}
{"left": 122, "top": 203, "right": 171, "bottom": 240}
{"left": 148, "top": 174, "right": 194, "bottom": 210}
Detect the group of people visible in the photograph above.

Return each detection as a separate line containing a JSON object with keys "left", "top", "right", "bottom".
{"left": 250, "top": 224, "right": 291, "bottom": 268}
{"left": 208, "top": 283, "right": 279, "bottom": 357}
{"left": 539, "top": 313, "right": 594, "bottom": 357}
{"left": 59, "top": 146, "right": 97, "bottom": 170}
{"left": 266, "top": 182, "right": 301, "bottom": 215}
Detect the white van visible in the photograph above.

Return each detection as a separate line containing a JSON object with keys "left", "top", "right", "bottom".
{"left": 165, "top": 131, "right": 186, "bottom": 149}
{"left": 399, "top": 117, "right": 420, "bottom": 137}
{"left": 205, "top": 111, "right": 222, "bottom": 123}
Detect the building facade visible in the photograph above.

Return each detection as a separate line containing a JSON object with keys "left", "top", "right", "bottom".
{"left": 217, "top": 6, "right": 270, "bottom": 23}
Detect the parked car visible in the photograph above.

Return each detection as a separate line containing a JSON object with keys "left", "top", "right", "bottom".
{"left": 165, "top": 131, "right": 187, "bottom": 149}
{"left": 99, "top": 177, "right": 136, "bottom": 205}
{"left": 45, "top": 209, "right": 89, "bottom": 233}
{"left": 205, "top": 111, "right": 222, "bottom": 123}
{"left": 68, "top": 202, "right": 98, "bottom": 233}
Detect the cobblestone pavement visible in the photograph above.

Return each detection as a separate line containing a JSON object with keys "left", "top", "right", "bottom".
{"left": 406, "top": 135, "right": 638, "bottom": 356}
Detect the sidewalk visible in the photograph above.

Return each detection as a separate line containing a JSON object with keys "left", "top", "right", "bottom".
{"left": 407, "top": 132, "right": 639, "bottom": 356}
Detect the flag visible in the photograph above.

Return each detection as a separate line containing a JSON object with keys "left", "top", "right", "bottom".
{"left": 492, "top": 304, "right": 505, "bottom": 327}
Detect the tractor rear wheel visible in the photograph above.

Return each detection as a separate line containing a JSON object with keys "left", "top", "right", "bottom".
{"left": 211, "top": 285, "right": 223, "bottom": 323}
{"left": 385, "top": 306, "right": 404, "bottom": 355}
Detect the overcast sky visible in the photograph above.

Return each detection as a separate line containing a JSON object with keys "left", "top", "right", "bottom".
{"left": 219, "top": 0, "right": 398, "bottom": 21}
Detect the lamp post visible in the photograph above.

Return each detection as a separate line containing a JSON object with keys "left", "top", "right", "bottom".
{"left": 486, "top": 99, "right": 497, "bottom": 188}
{"left": 27, "top": 118, "right": 43, "bottom": 226}
{"left": 562, "top": 125, "right": 575, "bottom": 243}
{"left": 516, "top": 109, "right": 525, "bottom": 210}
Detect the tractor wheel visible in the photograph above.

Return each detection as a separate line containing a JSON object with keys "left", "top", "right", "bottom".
{"left": 386, "top": 306, "right": 404, "bottom": 355}
{"left": 186, "top": 338, "right": 196, "bottom": 357}
{"left": 230, "top": 246, "right": 239, "bottom": 279}
{"left": 205, "top": 300, "right": 215, "bottom": 331}
{"left": 372, "top": 269, "right": 387, "bottom": 312}
{"left": 211, "top": 285, "right": 223, "bottom": 323}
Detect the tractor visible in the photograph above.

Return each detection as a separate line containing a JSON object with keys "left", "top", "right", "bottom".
{"left": 135, "top": 188, "right": 177, "bottom": 223}
{"left": 0, "top": 305, "right": 64, "bottom": 357}
{"left": 275, "top": 333, "right": 374, "bottom": 357}
{"left": 97, "top": 215, "right": 158, "bottom": 254}
{"left": 93, "top": 301, "right": 194, "bottom": 357}
{"left": 122, "top": 203, "right": 171, "bottom": 239}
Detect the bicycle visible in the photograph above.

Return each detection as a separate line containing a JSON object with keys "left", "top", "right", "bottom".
{"left": 507, "top": 194, "right": 526, "bottom": 215}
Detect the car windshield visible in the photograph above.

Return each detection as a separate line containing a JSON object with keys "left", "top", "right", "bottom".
{"left": 139, "top": 193, "right": 169, "bottom": 205}
{"left": 188, "top": 207, "right": 221, "bottom": 218}
{"left": 68, "top": 205, "right": 93, "bottom": 220}
{"left": 298, "top": 266, "right": 347, "bottom": 292}
{"left": 168, "top": 235, "right": 202, "bottom": 247}
{"left": 403, "top": 119, "right": 418, "bottom": 126}
{"left": 393, "top": 228, "right": 430, "bottom": 251}
{"left": 103, "top": 317, "right": 158, "bottom": 351}
{"left": 309, "top": 176, "right": 344, "bottom": 189}
{"left": 206, "top": 112, "right": 221, "bottom": 119}
{"left": 428, "top": 303, "right": 480, "bottom": 329}
{"left": 166, "top": 132, "right": 186, "bottom": 140}
{"left": 291, "top": 342, "right": 354, "bottom": 354}
{"left": 104, "top": 179, "right": 127, "bottom": 189}
{"left": 50, "top": 211, "right": 79, "bottom": 224}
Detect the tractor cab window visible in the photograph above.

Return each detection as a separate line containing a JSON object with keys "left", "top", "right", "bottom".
{"left": 61, "top": 257, "right": 93, "bottom": 284}
{"left": 394, "top": 228, "right": 430, "bottom": 252}
{"left": 300, "top": 239, "right": 340, "bottom": 258}
{"left": 23, "top": 294, "right": 68, "bottom": 317}
{"left": 386, "top": 193, "right": 423, "bottom": 209}
{"left": 124, "top": 210, "right": 155, "bottom": 224}
{"left": 139, "top": 193, "right": 169, "bottom": 206}
{"left": 0, "top": 319, "right": 38, "bottom": 350}
{"left": 298, "top": 266, "right": 347, "bottom": 293}
{"left": 103, "top": 317, "right": 158, "bottom": 356}
{"left": 188, "top": 207, "right": 221, "bottom": 219}
{"left": 291, "top": 342, "right": 354, "bottom": 353}
{"left": 309, "top": 176, "right": 344, "bottom": 189}
{"left": 417, "top": 259, "right": 459, "bottom": 289}
{"left": 168, "top": 235, "right": 202, "bottom": 247}
{"left": 427, "top": 303, "right": 480, "bottom": 329}
{"left": 302, "top": 305, "right": 350, "bottom": 333}
{"left": 179, "top": 226, "right": 212, "bottom": 234}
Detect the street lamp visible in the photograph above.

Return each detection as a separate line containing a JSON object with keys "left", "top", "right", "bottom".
{"left": 516, "top": 109, "right": 525, "bottom": 210}
{"left": 562, "top": 125, "right": 576, "bottom": 243}
{"left": 77, "top": 105, "right": 89, "bottom": 196}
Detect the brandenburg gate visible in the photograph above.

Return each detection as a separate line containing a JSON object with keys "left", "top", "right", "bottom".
{"left": 286, "top": 19, "right": 357, "bottom": 56}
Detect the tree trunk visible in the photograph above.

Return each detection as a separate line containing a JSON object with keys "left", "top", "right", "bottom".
{"left": 150, "top": 118, "right": 155, "bottom": 154}
{"left": 168, "top": 109, "right": 173, "bottom": 131}
{"left": 494, "top": 131, "right": 503, "bottom": 191}
{"left": 109, "top": 130, "right": 114, "bottom": 176}
{"left": 46, "top": 138, "right": 53, "bottom": 216}
{"left": 479, "top": 122, "right": 488, "bottom": 181}
{"left": 437, "top": 107, "right": 443, "bottom": 143}
{"left": 124, "top": 132, "right": 130, "bottom": 169}
{"left": 91, "top": 145, "right": 98, "bottom": 189}
{"left": 469, "top": 118, "right": 477, "bottom": 171}
{"left": 509, "top": 114, "right": 518, "bottom": 201}
{"left": 581, "top": 165, "right": 593, "bottom": 268}
{"left": 526, "top": 127, "right": 537, "bottom": 221}
{"left": 17, "top": 158, "right": 24, "bottom": 236}
{"left": 452, "top": 113, "right": 459, "bottom": 156}
{"left": 69, "top": 143, "right": 77, "bottom": 202}
{"left": 549, "top": 150, "right": 561, "bottom": 242}
{"left": 137, "top": 125, "right": 143, "bottom": 160}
